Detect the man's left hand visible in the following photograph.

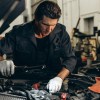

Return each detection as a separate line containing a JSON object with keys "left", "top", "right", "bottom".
{"left": 46, "top": 77, "right": 63, "bottom": 93}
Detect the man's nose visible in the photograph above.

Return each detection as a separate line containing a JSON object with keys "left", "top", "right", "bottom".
{"left": 47, "top": 26, "right": 53, "bottom": 32}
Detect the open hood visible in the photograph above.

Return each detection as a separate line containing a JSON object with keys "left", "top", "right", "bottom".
{"left": 0, "top": 0, "right": 25, "bottom": 34}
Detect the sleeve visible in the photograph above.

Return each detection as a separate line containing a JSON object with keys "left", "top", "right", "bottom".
{"left": 60, "top": 26, "right": 77, "bottom": 72}
{"left": 0, "top": 26, "right": 16, "bottom": 58}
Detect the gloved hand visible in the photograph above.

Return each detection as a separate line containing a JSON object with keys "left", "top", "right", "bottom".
{"left": 0, "top": 60, "right": 15, "bottom": 76}
{"left": 46, "top": 77, "right": 63, "bottom": 93}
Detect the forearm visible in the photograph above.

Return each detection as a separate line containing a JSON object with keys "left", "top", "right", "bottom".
{"left": 57, "top": 67, "right": 70, "bottom": 80}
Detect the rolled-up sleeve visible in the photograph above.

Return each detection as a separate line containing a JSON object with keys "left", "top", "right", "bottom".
{"left": 61, "top": 26, "right": 77, "bottom": 72}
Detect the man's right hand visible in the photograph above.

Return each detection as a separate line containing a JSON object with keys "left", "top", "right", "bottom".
{"left": 0, "top": 60, "right": 15, "bottom": 76}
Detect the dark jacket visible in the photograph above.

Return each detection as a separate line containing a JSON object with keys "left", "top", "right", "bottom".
{"left": 0, "top": 21, "right": 76, "bottom": 73}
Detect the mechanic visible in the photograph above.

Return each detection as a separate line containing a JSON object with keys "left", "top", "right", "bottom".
{"left": 0, "top": 1, "right": 77, "bottom": 93}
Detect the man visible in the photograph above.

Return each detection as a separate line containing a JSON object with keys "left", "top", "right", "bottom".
{"left": 0, "top": 1, "right": 76, "bottom": 93}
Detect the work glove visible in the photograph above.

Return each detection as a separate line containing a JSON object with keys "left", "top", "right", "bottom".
{"left": 46, "top": 77, "right": 63, "bottom": 93}
{"left": 0, "top": 60, "right": 15, "bottom": 76}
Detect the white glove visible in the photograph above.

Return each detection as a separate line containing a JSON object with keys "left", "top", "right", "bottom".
{"left": 46, "top": 77, "right": 63, "bottom": 93}
{"left": 0, "top": 60, "right": 15, "bottom": 76}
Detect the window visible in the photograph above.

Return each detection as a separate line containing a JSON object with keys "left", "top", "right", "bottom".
{"left": 84, "top": 17, "right": 94, "bottom": 35}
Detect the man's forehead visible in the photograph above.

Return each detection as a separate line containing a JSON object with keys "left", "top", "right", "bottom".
{"left": 41, "top": 16, "right": 58, "bottom": 25}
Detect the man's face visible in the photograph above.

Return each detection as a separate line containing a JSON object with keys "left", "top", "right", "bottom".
{"left": 37, "top": 16, "right": 58, "bottom": 36}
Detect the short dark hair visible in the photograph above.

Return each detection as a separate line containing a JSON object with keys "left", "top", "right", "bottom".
{"left": 34, "top": 1, "right": 61, "bottom": 21}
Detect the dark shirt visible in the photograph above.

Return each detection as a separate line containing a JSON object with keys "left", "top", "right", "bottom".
{"left": 36, "top": 35, "right": 49, "bottom": 65}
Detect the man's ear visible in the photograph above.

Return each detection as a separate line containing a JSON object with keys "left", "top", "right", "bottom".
{"left": 34, "top": 15, "right": 39, "bottom": 22}
{"left": 35, "top": 19, "right": 39, "bottom": 26}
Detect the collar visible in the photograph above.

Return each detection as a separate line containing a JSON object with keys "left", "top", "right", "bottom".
{"left": 22, "top": 20, "right": 61, "bottom": 46}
